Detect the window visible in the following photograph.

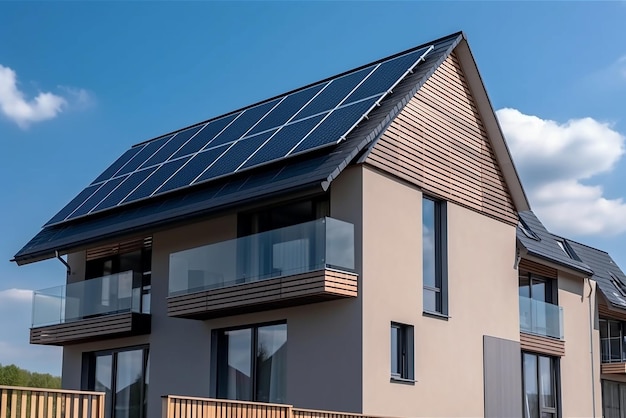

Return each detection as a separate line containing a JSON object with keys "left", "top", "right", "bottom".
{"left": 84, "top": 346, "right": 150, "bottom": 418}
{"left": 522, "top": 352, "right": 559, "bottom": 418}
{"left": 422, "top": 196, "right": 447, "bottom": 315}
{"left": 390, "top": 323, "right": 414, "bottom": 381}
{"left": 518, "top": 273, "right": 556, "bottom": 304}
{"left": 603, "top": 380, "right": 626, "bottom": 418}
{"left": 215, "top": 322, "right": 287, "bottom": 403}
{"left": 600, "top": 319, "right": 626, "bottom": 363}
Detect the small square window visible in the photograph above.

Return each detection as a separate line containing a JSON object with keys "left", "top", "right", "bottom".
{"left": 391, "top": 322, "right": 414, "bottom": 382}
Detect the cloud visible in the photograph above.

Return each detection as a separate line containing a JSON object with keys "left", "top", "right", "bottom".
{"left": 0, "top": 288, "right": 33, "bottom": 303}
{"left": 497, "top": 108, "right": 626, "bottom": 236}
{"left": 0, "top": 64, "right": 92, "bottom": 129}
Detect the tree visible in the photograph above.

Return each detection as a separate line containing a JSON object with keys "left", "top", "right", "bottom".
{"left": 0, "top": 364, "right": 61, "bottom": 389}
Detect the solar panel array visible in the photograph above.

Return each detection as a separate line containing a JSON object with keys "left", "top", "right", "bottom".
{"left": 47, "top": 45, "right": 433, "bottom": 226}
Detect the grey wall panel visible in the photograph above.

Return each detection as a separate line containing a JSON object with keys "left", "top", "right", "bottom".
{"left": 483, "top": 335, "right": 522, "bottom": 418}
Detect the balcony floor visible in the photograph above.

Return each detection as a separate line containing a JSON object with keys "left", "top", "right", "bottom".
{"left": 168, "top": 269, "right": 358, "bottom": 319}
{"left": 30, "top": 312, "right": 151, "bottom": 346}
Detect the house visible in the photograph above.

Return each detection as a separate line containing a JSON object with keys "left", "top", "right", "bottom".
{"left": 9, "top": 31, "right": 611, "bottom": 417}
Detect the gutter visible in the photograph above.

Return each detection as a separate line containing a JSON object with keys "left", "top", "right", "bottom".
{"left": 587, "top": 278, "right": 597, "bottom": 418}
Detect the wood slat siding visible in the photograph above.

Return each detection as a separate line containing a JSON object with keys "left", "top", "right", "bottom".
{"left": 168, "top": 269, "right": 358, "bottom": 319}
{"left": 160, "top": 396, "right": 394, "bottom": 418}
{"left": 86, "top": 237, "right": 151, "bottom": 261}
{"left": 519, "top": 332, "right": 565, "bottom": 357}
{"left": 0, "top": 386, "right": 104, "bottom": 418}
{"left": 599, "top": 302, "right": 626, "bottom": 322}
{"left": 601, "top": 362, "right": 626, "bottom": 374}
{"left": 366, "top": 52, "right": 517, "bottom": 226}
{"left": 518, "top": 259, "right": 558, "bottom": 280}
{"left": 161, "top": 396, "right": 291, "bottom": 418}
{"left": 30, "top": 312, "right": 150, "bottom": 346}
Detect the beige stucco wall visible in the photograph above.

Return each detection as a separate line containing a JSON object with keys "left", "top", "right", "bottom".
{"left": 558, "top": 274, "right": 602, "bottom": 417}
{"left": 359, "top": 165, "right": 519, "bottom": 417}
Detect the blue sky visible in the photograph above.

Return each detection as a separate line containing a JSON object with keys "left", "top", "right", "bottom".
{"left": 1, "top": 2, "right": 625, "bottom": 376}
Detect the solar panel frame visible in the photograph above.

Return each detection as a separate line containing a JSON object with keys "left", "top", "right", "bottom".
{"left": 46, "top": 44, "right": 435, "bottom": 226}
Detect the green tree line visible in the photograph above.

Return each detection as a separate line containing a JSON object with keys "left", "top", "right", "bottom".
{"left": 0, "top": 364, "right": 61, "bottom": 389}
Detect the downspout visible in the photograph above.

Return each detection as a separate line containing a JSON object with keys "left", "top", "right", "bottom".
{"left": 55, "top": 250, "right": 71, "bottom": 278}
{"left": 587, "top": 277, "right": 596, "bottom": 418}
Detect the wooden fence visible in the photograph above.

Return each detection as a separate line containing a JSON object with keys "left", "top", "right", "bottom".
{"left": 0, "top": 386, "right": 105, "bottom": 418}
{"left": 162, "top": 396, "right": 390, "bottom": 418}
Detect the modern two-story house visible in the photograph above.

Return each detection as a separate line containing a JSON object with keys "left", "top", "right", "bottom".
{"left": 10, "top": 31, "right": 615, "bottom": 418}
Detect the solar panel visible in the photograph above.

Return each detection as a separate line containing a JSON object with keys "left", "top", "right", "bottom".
{"left": 47, "top": 45, "right": 433, "bottom": 225}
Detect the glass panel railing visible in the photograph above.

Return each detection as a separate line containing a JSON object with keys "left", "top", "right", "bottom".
{"left": 519, "top": 295, "right": 564, "bottom": 340}
{"left": 169, "top": 217, "right": 355, "bottom": 296}
{"left": 32, "top": 271, "right": 144, "bottom": 327}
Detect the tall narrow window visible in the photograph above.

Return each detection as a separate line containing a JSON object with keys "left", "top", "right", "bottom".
{"left": 522, "top": 352, "right": 558, "bottom": 418}
{"left": 390, "top": 322, "right": 414, "bottom": 381}
{"left": 86, "top": 346, "right": 150, "bottom": 418}
{"left": 422, "top": 196, "right": 447, "bottom": 315}
{"left": 216, "top": 323, "right": 287, "bottom": 403}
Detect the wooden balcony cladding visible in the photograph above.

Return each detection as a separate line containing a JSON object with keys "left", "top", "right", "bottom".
{"left": 601, "top": 362, "right": 626, "bottom": 374}
{"left": 168, "top": 269, "right": 358, "bottom": 319}
{"left": 0, "top": 385, "right": 105, "bottom": 418}
{"left": 365, "top": 52, "right": 517, "bottom": 226}
{"left": 161, "top": 396, "right": 390, "bottom": 418}
{"left": 520, "top": 332, "right": 565, "bottom": 357}
{"left": 30, "top": 312, "right": 150, "bottom": 346}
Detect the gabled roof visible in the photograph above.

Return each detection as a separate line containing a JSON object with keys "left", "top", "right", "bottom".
{"left": 14, "top": 31, "right": 529, "bottom": 265}
{"left": 517, "top": 211, "right": 592, "bottom": 275}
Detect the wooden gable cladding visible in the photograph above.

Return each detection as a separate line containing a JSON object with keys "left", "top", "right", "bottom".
{"left": 518, "top": 259, "right": 558, "bottom": 280}
{"left": 86, "top": 237, "right": 152, "bottom": 261}
{"left": 366, "top": 52, "right": 517, "bottom": 225}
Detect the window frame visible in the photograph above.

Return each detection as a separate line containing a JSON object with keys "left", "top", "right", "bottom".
{"left": 422, "top": 195, "right": 448, "bottom": 316}
{"left": 521, "top": 352, "right": 560, "bottom": 418}
{"left": 600, "top": 318, "right": 626, "bottom": 363}
{"left": 82, "top": 345, "right": 150, "bottom": 418}
{"left": 212, "top": 320, "right": 288, "bottom": 403}
{"left": 390, "top": 322, "right": 414, "bottom": 383}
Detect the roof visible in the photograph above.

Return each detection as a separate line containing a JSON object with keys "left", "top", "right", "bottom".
{"left": 517, "top": 210, "right": 626, "bottom": 311}
{"left": 517, "top": 211, "right": 592, "bottom": 275}
{"left": 14, "top": 31, "right": 529, "bottom": 265}
{"left": 563, "top": 238, "right": 626, "bottom": 310}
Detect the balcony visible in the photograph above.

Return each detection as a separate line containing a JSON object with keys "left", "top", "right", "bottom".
{"left": 519, "top": 296, "right": 565, "bottom": 356}
{"left": 30, "top": 271, "right": 150, "bottom": 345}
{"left": 167, "top": 217, "right": 358, "bottom": 319}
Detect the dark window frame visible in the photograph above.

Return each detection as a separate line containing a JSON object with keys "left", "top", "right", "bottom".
{"left": 518, "top": 272, "right": 558, "bottom": 305}
{"left": 600, "top": 318, "right": 626, "bottom": 363}
{"left": 390, "top": 322, "right": 414, "bottom": 383}
{"left": 212, "top": 320, "right": 287, "bottom": 403}
{"left": 82, "top": 345, "right": 150, "bottom": 418}
{"left": 521, "top": 352, "right": 560, "bottom": 418}
{"left": 422, "top": 195, "right": 448, "bottom": 316}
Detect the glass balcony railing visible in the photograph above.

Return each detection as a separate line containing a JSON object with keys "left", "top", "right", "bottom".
{"left": 519, "top": 295, "right": 564, "bottom": 340}
{"left": 32, "top": 271, "right": 144, "bottom": 327}
{"left": 169, "top": 217, "right": 355, "bottom": 296}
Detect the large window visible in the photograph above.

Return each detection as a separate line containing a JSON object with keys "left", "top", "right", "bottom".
{"left": 603, "top": 380, "right": 626, "bottom": 418}
{"left": 518, "top": 273, "right": 556, "bottom": 304}
{"left": 600, "top": 319, "right": 626, "bottom": 363}
{"left": 85, "top": 346, "right": 150, "bottom": 418}
{"left": 215, "top": 322, "right": 287, "bottom": 403}
{"left": 422, "top": 196, "right": 447, "bottom": 315}
{"left": 522, "top": 352, "right": 558, "bottom": 418}
{"left": 390, "top": 322, "right": 414, "bottom": 382}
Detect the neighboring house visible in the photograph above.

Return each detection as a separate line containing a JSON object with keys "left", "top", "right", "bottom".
{"left": 11, "top": 31, "right": 615, "bottom": 418}
{"left": 516, "top": 211, "right": 601, "bottom": 417}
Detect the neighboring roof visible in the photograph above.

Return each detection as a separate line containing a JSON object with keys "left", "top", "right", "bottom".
{"left": 15, "top": 31, "right": 529, "bottom": 265}
{"left": 517, "top": 211, "right": 592, "bottom": 275}
{"left": 564, "top": 239, "right": 626, "bottom": 310}
{"left": 517, "top": 210, "right": 626, "bottom": 311}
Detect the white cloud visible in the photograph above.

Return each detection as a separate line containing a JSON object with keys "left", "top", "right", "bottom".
{"left": 0, "top": 288, "right": 33, "bottom": 303}
{"left": 497, "top": 108, "right": 626, "bottom": 236}
{"left": 0, "top": 64, "right": 92, "bottom": 129}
